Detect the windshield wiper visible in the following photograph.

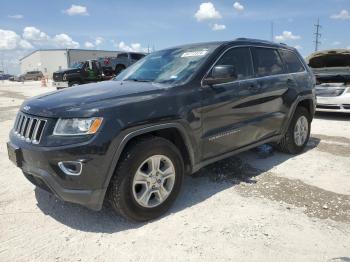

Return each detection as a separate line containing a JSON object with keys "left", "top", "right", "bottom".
{"left": 125, "top": 78, "right": 152, "bottom": 82}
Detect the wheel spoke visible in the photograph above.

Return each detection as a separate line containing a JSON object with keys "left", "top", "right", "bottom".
{"left": 134, "top": 170, "right": 149, "bottom": 183}
{"left": 139, "top": 189, "right": 153, "bottom": 206}
{"left": 160, "top": 166, "right": 174, "bottom": 177}
{"left": 151, "top": 156, "right": 162, "bottom": 173}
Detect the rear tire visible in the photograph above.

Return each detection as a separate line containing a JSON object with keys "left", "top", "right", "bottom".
{"left": 277, "top": 107, "right": 311, "bottom": 154}
{"left": 108, "top": 136, "right": 184, "bottom": 221}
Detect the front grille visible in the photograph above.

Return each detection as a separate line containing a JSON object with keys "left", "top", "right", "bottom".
{"left": 316, "top": 104, "right": 341, "bottom": 110}
{"left": 53, "top": 73, "right": 62, "bottom": 81}
{"left": 316, "top": 88, "right": 346, "bottom": 97}
{"left": 13, "top": 113, "right": 47, "bottom": 144}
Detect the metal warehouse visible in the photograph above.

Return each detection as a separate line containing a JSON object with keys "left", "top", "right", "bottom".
{"left": 20, "top": 49, "right": 121, "bottom": 78}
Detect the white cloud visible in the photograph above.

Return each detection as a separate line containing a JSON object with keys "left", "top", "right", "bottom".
{"left": 84, "top": 41, "right": 94, "bottom": 48}
{"left": 194, "top": 2, "right": 222, "bottom": 22}
{"left": 275, "top": 31, "right": 301, "bottom": 41}
{"left": 212, "top": 23, "right": 226, "bottom": 31}
{"left": 117, "top": 41, "right": 147, "bottom": 52}
{"left": 332, "top": 41, "right": 341, "bottom": 46}
{"left": 330, "top": 9, "right": 350, "bottom": 20}
{"left": 294, "top": 45, "right": 303, "bottom": 50}
{"left": 0, "top": 29, "right": 33, "bottom": 50}
{"left": 233, "top": 2, "right": 244, "bottom": 12}
{"left": 8, "top": 14, "right": 23, "bottom": 19}
{"left": 64, "top": 5, "right": 89, "bottom": 16}
{"left": 23, "top": 27, "right": 49, "bottom": 42}
{"left": 95, "top": 37, "right": 103, "bottom": 46}
{"left": 53, "top": 34, "right": 80, "bottom": 48}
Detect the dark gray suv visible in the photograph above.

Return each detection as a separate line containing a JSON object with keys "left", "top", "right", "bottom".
{"left": 8, "top": 38, "right": 316, "bottom": 221}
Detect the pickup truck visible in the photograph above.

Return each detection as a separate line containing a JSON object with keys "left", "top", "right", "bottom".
{"left": 52, "top": 52, "right": 145, "bottom": 89}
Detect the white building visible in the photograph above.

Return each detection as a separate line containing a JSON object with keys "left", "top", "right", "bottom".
{"left": 20, "top": 49, "right": 121, "bottom": 78}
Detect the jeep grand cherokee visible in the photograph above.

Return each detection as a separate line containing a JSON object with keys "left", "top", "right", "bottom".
{"left": 7, "top": 39, "right": 316, "bottom": 221}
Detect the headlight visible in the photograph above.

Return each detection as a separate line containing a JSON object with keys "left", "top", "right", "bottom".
{"left": 53, "top": 118, "right": 103, "bottom": 136}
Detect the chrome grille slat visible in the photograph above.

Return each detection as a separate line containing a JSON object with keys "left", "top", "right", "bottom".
{"left": 13, "top": 113, "right": 47, "bottom": 144}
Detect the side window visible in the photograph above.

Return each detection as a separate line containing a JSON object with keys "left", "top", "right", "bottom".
{"left": 253, "top": 47, "right": 285, "bottom": 77}
{"left": 279, "top": 49, "right": 305, "bottom": 73}
{"left": 214, "top": 47, "right": 254, "bottom": 81}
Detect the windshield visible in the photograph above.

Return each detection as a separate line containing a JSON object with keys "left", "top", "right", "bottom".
{"left": 71, "top": 62, "right": 85, "bottom": 69}
{"left": 115, "top": 44, "right": 219, "bottom": 84}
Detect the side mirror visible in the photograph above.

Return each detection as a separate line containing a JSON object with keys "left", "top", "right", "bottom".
{"left": 203, "top": 65, "right": 237, "bottom": 86}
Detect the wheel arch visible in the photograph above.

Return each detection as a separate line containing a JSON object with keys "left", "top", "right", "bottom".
{"left": 281, "top": 94, "right": 315, "bottom": 136}
{"left": 103, "top": 123, "right": 195, "bottom": 190}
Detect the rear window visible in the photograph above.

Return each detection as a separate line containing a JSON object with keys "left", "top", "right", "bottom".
{"left": 280, "top": 50, "right": 305, "bottom": 73}
{"left": 253, "top": 48, "right": 285, "bottom": 77}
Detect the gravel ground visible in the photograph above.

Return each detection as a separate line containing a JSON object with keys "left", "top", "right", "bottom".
{"left": 0, "top": 80, "right": 349, "bottom": 262}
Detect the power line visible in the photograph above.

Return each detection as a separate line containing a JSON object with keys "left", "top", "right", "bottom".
{"left": 314, "top": 18, "right": 322, "bottom": 52}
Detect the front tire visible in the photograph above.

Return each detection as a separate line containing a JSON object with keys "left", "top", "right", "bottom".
{"left": 277, "top": 107, "right": 311, "bottom": 154}
{"left": 108, "top": 137, "right": 184, "bottom": 221}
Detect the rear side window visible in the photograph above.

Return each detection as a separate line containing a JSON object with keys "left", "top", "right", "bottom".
{"left": 118, "top": 53, "right": 128, "bottom": 58}
{"left": 214, "top": 47, "right": 254, "bottom": 80}
{"left": 280, "top": 50, "right": 305, "bottom": 73}
{"left": 131, "top": 53, "right": 145, "bottom": 60}
{"left": 253, "top": 48, "right": 285, "bottom": 77}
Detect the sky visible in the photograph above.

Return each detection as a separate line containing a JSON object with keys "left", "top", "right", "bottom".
{"left": 0, "top": 0, "right": 350, "bottom": 74}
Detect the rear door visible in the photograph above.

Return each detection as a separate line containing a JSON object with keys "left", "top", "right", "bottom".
{"left": 249, "top": 47, "right": 291, "bottom": 136}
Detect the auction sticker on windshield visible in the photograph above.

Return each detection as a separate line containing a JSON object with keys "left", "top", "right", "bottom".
{"left": 181, "top": 49, "right": 208, "bottom": 57}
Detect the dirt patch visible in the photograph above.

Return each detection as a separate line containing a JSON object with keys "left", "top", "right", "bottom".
{"left": 310, "top": 134, "right": 350, "bottom": 157}
{"left": 237, "top": 173, "right": 350, "bottom": 223}
{"left": 0, "top": 90, "right": 28, "bottom": 100}
{"left": 193, "top": 156, "right": 350, "bottom": 223}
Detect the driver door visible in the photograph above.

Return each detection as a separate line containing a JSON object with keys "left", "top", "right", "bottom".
{"left": 200, "top": 47, "right": 258, "bottom": 159}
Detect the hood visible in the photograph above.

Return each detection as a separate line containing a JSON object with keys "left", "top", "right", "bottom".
{"left": 21, "top": 80, "right": 166, "bottom": 118}
{"left": 54, "top": 68, "right": 81, "bottom": 74}
{"left": 306, "top": 49, "right": 350, "bottom": 83}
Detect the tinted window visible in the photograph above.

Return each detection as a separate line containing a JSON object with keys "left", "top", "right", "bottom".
{"left": 130, "top": 53, "right": 145, "bottom": 60}
{"left": 253, "top": 48, "right": 285, "bottom": 77}
{"left": 280, "top": 50, "right": 305, "bottom": 73}
{"left": 118, "top": 53, "right": 128, "bottom": 58}
{"left": 214, "top": 47, "right": 253, "bottom": 81}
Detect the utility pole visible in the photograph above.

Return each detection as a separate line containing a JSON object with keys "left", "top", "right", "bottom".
{"left": 314, "top": 18, "right": 322, "bottom": 52}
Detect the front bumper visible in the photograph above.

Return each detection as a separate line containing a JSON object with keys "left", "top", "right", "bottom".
{"left": 7, "top": 130, "right": 115, "bottom": 210}
{"left": 316, "top": 93, "right": 350, "bottom": 113}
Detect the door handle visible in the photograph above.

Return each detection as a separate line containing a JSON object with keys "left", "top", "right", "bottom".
{"left": 248, "top": 84, "right": 260, "bottom": 92}
{"left": 287, "top": 79, "right": 295, "bottom": 86}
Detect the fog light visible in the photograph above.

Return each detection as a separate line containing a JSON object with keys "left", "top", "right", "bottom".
{"left": 58, "top": 161, "right": 82, "bottom": 176}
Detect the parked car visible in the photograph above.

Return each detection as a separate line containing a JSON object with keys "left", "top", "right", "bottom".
{"left": 7, "top": 38, "right": 316, "bottom": 221}
{"left": 98, "top": 52, "right": 146, "bottom": 75}
{"left": 307, "top": 49, "right": 350, "bottom": 113}
{"left": 17, "top": 71, "right": 44, "bottom": 81}
{"left": 0, "top": 73, "right": 13, "bottom": 80}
